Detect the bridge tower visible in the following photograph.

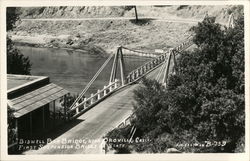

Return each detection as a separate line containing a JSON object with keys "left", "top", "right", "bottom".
{"left": 109, "top": 46, "right": 126, "bottom": 86}
{"left": 161, "top": 48, "right": 177, "bottom": 86}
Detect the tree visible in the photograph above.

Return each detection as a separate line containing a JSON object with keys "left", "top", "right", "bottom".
{"left": 7, "top": 7, "right": 21, "bottom": 31}
{"left": 162, "top": 16, "right": 244, "bottom": 152}
{"left": 167, "top": 16, "right": 244, "bottom": 152}
{"left": 7, "top": 7, "right": 31, "bottom": 75}
{"left": 106, "top": 15, "right": 245, "bottom": 153}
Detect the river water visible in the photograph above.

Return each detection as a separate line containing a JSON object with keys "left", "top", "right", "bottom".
{"left": 17, "top": 46, "right": 151, "bottom": 96}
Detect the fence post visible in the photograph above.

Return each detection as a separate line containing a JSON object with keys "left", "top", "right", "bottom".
{"left": 127, "top": 74, "right": 131, "bottom": 83}
{"left": 104, "top": 85, "right": 107, "bottom": 96}
{"left": 134, "top": 71, "right": 137, "bottom": 79}
{"left": 137, "top": 69, "right": 140, "bottom": 77}
{"left": 159, "top": 55, "right": 162, "bottom": 61}
{"left": 152, "top": 60, "right": 156, "bottom": 67}
{"left": 109, "top": 83, "right": 113, "bottom": 92}
{"left": 149, "top": 62, "right": 153, "bottom": 69}
{"left": 114, "top": 79, "right": 118, "bottom": 88}
{"left": 162, "top": 55, "right": 165, "bottom": 62}
{"left": 97, "top": 89, "right": 101, "bottom": 100}
{"left": 91, "top": 93, "right": 94, "bottom": 104}
{"left": 140, "top": 67, "right": 143, "bottom": 74}
{"left": 132, "top": 71, "right": 135, "bottom": 80}
{"left": 143, "top": 66, "right": 146, "bottom": 73}
{"left": 156, "top": 58, "right": 159, "bottom": 65}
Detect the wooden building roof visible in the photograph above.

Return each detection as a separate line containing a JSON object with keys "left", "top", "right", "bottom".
{"left": 8, "top": 83, "right": 69, "bottom": 118}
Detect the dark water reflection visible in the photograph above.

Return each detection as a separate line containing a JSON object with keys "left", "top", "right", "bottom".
{"left": 17, "top": 46, "right": 151, "bottom": 96}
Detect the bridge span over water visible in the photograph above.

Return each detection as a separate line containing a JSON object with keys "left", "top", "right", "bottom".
{"left": 24, "top": 37, "right": 193, "bottom": 154}
{"left": 22, "top": 13, "right": 237, "bottom": 154}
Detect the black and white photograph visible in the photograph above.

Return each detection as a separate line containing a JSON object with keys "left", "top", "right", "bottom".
{"left": 0, "top": 0, "right": 249, "bottom": 160}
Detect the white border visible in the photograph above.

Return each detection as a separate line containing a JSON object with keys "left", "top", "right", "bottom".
{"left": 0, "top": 0, "right": 249, "bottom": 161}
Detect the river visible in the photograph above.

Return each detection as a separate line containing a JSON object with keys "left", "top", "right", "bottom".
{"left": 17, "top": 46, "right": 151, "bottom": 96}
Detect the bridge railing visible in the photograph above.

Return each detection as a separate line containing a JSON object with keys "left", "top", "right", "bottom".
{"left": 174, "top": 38, "right": 193, "bottom": 54}
{"left": 117, "top": 113, "right": 136, "bottom": 128}
{"left": 68, "top": 79, "right": 121, "bottom": 119}
{"left": 126, "top": 53, "right": 166, "bottom": 83}
{"left": 124, "top": 37, "right": 193, "bottom": 84}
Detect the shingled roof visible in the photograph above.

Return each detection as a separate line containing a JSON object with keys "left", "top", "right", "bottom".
{"left": 8, "top": 83, "right": 69, "bottom": 118}
{"left": 7, "top": 74, "right": 69, "bottom": 118}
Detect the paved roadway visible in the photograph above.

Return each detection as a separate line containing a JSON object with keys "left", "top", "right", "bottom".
{"left": 24, "top": 65, "right": 163, "bottom": 154}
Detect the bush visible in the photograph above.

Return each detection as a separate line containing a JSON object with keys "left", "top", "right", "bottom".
{"left": 105, "top": 126, "right": 132, "bottom": 154}
{"left": 7, "top": 37, "right": 31, "bottom": 75}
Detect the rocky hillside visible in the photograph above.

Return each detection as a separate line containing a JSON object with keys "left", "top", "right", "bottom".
{"left": 19, "top": 5, "right": 243, "bottom": 23}
{"left": 11, "top": 5, "right": 243, "bottom": 55}
{"left": 19, "top": 6, "right": 128, "bottom": 18}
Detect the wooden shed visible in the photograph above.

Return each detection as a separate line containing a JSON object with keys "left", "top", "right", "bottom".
{"left": 7, "top": 74, "right": 69, "bottom": 149}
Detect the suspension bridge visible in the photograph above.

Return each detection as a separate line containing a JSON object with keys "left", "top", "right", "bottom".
{"left": 24, "top": 13, "right": 236, "bottom": 154}
{"left": 67, "top": 35, "right": 193, "bottom": 120}
{"left": 24, "top": 36, "right": 193, "bottom": 154}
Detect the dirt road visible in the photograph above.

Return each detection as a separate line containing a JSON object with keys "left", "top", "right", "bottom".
{"left": 21, "top": 16, "right": 202, "bottom": 24}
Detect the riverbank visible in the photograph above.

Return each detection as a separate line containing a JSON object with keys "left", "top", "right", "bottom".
{"left": 12, "top": 5, "right": 241, "bottom": 55}
{"left": 12, "top": 34, "right": 111, "bottom": 56}
{"left": 11, "top": 18, "right": 194, "bottom": 55}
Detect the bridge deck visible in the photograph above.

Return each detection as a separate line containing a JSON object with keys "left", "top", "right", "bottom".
{"left": 24, "top": 64, "right": 162, "bottom": 154}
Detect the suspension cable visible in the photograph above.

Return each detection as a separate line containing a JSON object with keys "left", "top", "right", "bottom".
{"left": 122, "top": 46, "right": 156, "bottom": 56}
{"left": 70, "top": 54, "right": 114, "bottom": 109}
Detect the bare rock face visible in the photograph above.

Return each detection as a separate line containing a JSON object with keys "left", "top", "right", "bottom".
{"left": 19, "top": 6, "right": 127, "bottom": 19}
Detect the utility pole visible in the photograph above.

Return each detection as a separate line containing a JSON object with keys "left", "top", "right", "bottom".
{"left": 134, "top": 6, "right": 138, "bottom": 22}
